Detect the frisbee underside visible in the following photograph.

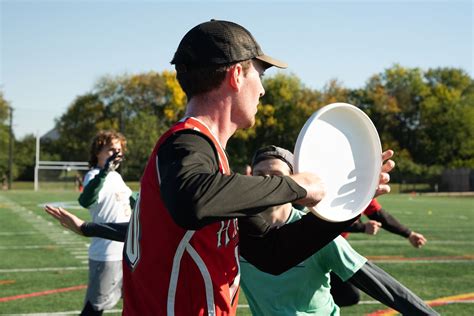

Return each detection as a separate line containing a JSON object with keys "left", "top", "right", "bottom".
{"left": 294, "top": 103, "right": 382, "bottom": 222}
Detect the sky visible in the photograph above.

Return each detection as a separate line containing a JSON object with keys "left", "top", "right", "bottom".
{"left": 1, "top": 0, "right": 473, "bottom": 139}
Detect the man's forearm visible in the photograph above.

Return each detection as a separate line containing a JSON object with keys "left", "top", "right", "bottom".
{"left": 81, "top": 222, "right": 128, "bottom": 242}
{"left": 239, "top": 213, "right": 357, "bottom": 275}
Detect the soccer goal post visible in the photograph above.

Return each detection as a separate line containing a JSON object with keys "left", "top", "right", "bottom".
{"left": 34, "top": 133, "right": 89, "bottom": 191}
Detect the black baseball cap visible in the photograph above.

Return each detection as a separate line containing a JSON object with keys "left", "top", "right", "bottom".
{"left": 171, "top": 19, "right": 288, "bottom": 72}
{"left": 251, "top": 145, "right": 294, "bottom": 174}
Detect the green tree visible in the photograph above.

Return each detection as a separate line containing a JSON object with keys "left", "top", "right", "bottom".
{"left": 358, "top": 65, "right": 474, "bottom": 184}
{"left": 229, "top": 73, "right": 319, "bottom": 167}
{"left": 53, "top": 93, "right": 110, "bottom": 162}
{"left": 44, "top": 66, "right": 474, "bottom": 184}
{"left": 13, "top": 135, "right": 36, "bottom": 180}
{"left": 378, "top": 66, "right": 474, "bottom": 168}
{"left": 0, "top": 91, "right": 11, "bottom": 179}
{"left": 418, "top": 68, "right": 474, "bottom": 167}
{"left": 121, "top": 111, "right": 161, "bottom": 179}
{"left": 379, "top": 65, "right": 430, "bottom": 153}
{"left": 354, "top": 74, "right": 401, "bottom": 149}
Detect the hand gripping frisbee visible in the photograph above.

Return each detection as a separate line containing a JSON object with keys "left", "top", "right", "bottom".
{"left": 294, "top": 103, "right": 382, "bottom": 222}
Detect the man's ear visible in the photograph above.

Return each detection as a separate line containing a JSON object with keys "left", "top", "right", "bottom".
{"left": 229, "top": 63, "right": 243, "bottom": 91}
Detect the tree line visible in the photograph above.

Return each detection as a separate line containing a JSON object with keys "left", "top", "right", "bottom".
{"left": 1, "top": 65, "right": 473, "bottom": 188}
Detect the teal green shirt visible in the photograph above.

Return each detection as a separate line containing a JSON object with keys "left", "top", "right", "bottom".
{"left": 240, "top": 208, "right": 367, "bottom": 316}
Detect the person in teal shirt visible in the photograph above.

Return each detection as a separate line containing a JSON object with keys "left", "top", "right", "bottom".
{"left": 241, "top": 145, "right": 438, "bottom": 316}
{"left": 241, "top": 210, "right": 365, "bottom": 316}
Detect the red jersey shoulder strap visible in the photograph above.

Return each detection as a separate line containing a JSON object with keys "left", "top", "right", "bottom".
{"left": 157, "top": 117, "right": 230, "bottom": 175}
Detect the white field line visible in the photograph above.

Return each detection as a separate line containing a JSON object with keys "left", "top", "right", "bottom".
{"left": 0, "top": 245, "right": 59, "bottom": 250}
{"left": 370, "top": 259, "right": 474, "bottom": 264}
{"left": 0, "top": 266, "right": 88, "bottom": 273}
{"left": 349, "top": 240, "right": 474, "bottom": 245}
{"left": 0, "top": 245, "right": 89, "bottom": 250}
{"left": 70, "top": 251, "right": 88, "bottom": 255}
{"left": 56, "top": 241, "right": 90, "bottom": 245}
{"left": 0, "top": 309, "right": 122, "bottom": 315}
{"left": 1, "top": 301, "right": 473, "bottom": 315}
{"left": 0, "top": 232, "right": 41, "bottom": 236}
{"left": 74, "top": 256, "right": 89, "bottom": 260}
{"left": 356, "top": 300, "right": 474, "bottom": 305}
{"left": 0, "top": 195, "right": 88, "bottom": 265}
{"left": 37, "top": 201, "right": 84, "bottom": 211}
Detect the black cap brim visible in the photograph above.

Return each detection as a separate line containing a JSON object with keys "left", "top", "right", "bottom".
{"left": 256, "top": 55, "right": 288, "bottom": 69}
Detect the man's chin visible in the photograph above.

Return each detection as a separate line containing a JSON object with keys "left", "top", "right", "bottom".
{"left": 246, "top": 117, "right": 256, "bottom": 128}
{"left": 239, "top": 122, "right": 254, "bottom": 130}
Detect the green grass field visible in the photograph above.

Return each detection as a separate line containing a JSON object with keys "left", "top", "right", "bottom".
{"left": 0, "top": 190, "right": 473, "bottom": 315}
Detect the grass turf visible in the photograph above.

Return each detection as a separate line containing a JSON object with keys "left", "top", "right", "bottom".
{"left": 0, "top": 190, "right": 472, "bottom": 315}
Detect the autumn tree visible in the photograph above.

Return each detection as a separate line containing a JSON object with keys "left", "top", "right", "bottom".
{"left": 50, "top": 71, "right": 186, "bottom": 179}
{"left": 229, "top": 73, "right": 319, "bottom": 167}
{"left": 39, "top": 66, "right": 473, "bottom": 184}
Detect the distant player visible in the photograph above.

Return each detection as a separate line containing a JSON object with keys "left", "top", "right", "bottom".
{"left": 344, "top": 198, "right": 427, "bottom": 247}
{"left": 75, "top": 172, "right": 84, "bottom": 192}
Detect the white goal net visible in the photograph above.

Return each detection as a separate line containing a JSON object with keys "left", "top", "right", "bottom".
{"left": 34, "top": 161, "right": 89, "bottom": 191}
{"left": 34, "top": 133, "right": 89, "bottom": 191}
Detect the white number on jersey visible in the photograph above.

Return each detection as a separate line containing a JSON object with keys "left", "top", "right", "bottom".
{"left": 125, "top": 194, "right": 141, "bottom": 270}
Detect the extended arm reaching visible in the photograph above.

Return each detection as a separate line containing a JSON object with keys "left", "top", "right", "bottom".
{"left": 44, "top": 205, "right": 128, "bottom": 241}
{"left": 349, "top": 261, "right": 439, "bottom": 315}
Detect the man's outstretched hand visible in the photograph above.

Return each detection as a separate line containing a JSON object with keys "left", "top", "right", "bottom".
{"left": 44, "top": 205, "right": 85, "bottom": 236}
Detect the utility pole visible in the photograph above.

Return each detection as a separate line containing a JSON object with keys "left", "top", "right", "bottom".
{"left": 34, "top": 133, "right": 40, "bottom": 191}
{"left": 8, "top": 107, "right": 13, "bottom": 190}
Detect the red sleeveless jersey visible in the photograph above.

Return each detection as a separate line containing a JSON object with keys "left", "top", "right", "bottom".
{"left": 123, "top": 117, "right": 240, "bottom": 315}
{"left": 362, "top": 198, "right": 382, "bottom": 216}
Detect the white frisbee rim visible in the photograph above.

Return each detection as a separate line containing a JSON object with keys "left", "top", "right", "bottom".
{"left": 294, "top": 102, "right": 382, "bottom": 222}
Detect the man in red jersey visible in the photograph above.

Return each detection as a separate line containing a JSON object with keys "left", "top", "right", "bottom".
{"left": 121, "top": 19, "right": 394, "bottom": 316}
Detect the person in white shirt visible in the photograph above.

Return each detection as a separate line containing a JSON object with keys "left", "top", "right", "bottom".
{"left": 77, "top": 130, "right": 132, "bottom": 316}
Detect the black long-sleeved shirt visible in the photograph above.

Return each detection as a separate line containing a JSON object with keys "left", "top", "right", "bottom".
{"left": 156, "top": 131, "right": 307, "bottom": 229}
{"left": 157, "top": 131, "right": 359, "bottom": 272}
{"left": 83, "top": 130, "right": 357, "bottom": 273}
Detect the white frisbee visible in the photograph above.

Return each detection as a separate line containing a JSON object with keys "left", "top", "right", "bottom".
{"left": 294, "top": 103, "right": 382, "bottom": 222}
